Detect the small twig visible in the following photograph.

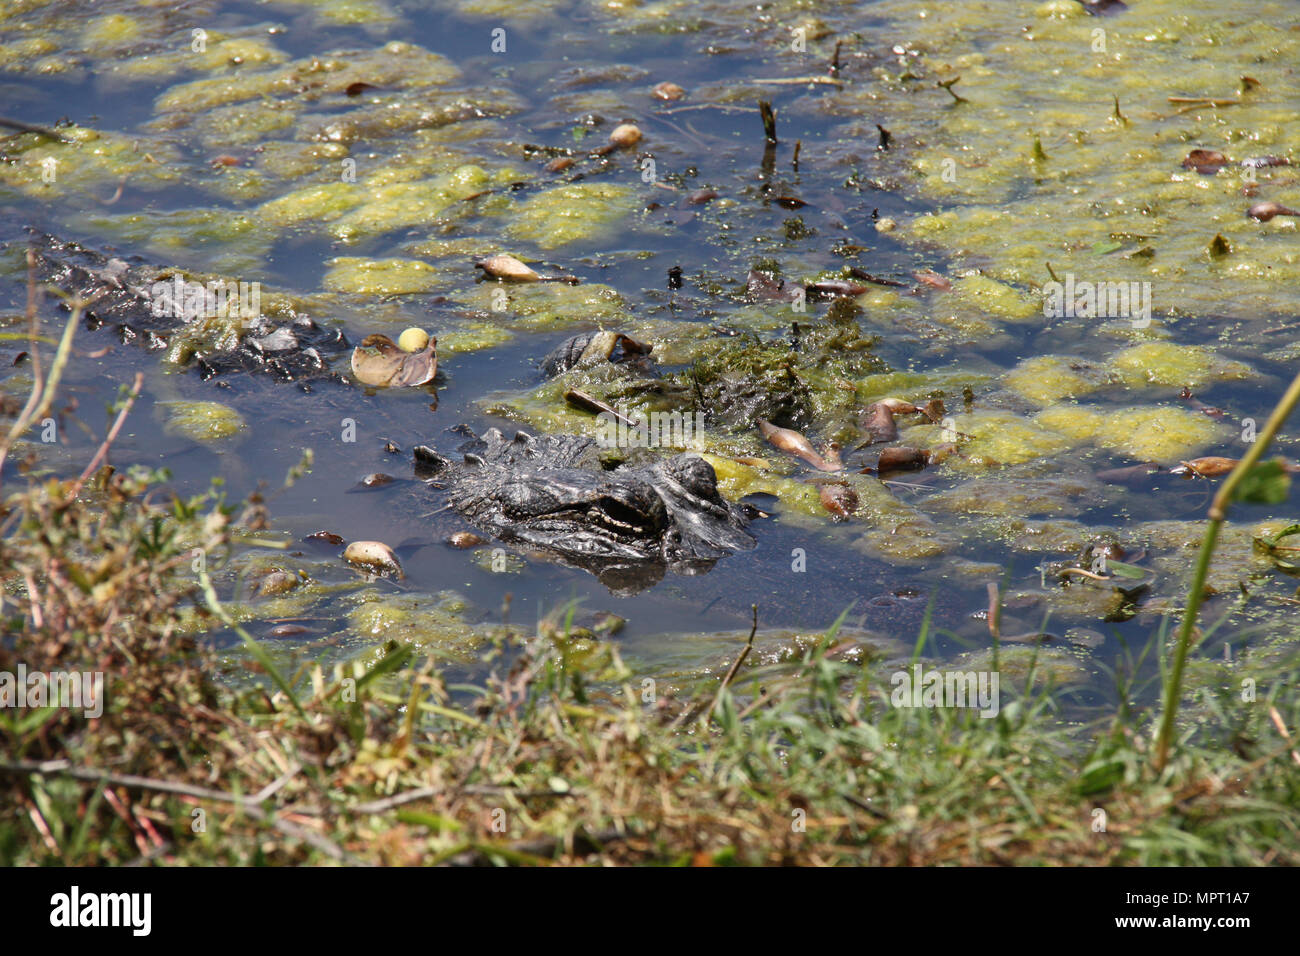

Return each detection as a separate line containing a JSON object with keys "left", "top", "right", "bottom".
{"left": 0, "top": 116, "right": 76, "bottom": 144}
{"left": 707, "top": 605, "right": 759, "bottom": 722}
{"left": 752, "top": 76, "right": 844, "bottom": 87}
{"left": 1167, "top": 96, "right": 1240, "bottom": 105}
{"left": 986, "top": 582, "right": 1001, "bottom": 640}
{"left": 938, "top": 76, "right": 968, "bottom": 103}
{"left": 1059, "top": 567, "right": 1112, "bottom": 582}
{"left": 64, "top": 372, "right": 143, "bottom": 501}
{"left": 758, "top": 100, "right": 778, "bottom": 144}
{"left": 353, "top": 786, "right": 443, "bottom": 815}
{"left": 1267, "top": 707, "right": 1300, "bottom": 767}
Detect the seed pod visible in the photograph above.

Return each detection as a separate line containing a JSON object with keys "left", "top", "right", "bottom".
{"left": 448, "top": 531, "right": 487, "bottom": 549}
{"left": 476, "top": 254, "right": 541, "bottom": 281}
{"left": 1181, "top": 149, "right": 1230, "bottom": 174}
{"left": 758, "top": 420, "right": 838, "bottom": 471}
{"left": 343, "top": 540, "right": 404, "bottom": 578}
{"left": 608, "top": 123, "right": 642, "bottom": 149}
{"left": 545, "top": 156, "right": 575, "bottom": 173}
{"left": 862, "top": 403, "right": 900, "bottom": 444}
{"left": 257, "top": 570, "right": 299, "bottom": 596}
{"left": 397, "top": 327, "right": 430, "bottom": 352}
{"left": 819, "top": 484, "right": 858, "bottom": 521}
{"left": 268, "top": 624, "right": 312, "bottom": 638}
{"left": 1247, "top": 201, "right": 1300, "bottom": 222}
{"left": 651, "top": 81, "right": 685, "bottom": 101}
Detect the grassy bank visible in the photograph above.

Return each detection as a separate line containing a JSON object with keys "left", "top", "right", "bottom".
{"left": 2, "top": 459, "right": 1297, "bottom": 864}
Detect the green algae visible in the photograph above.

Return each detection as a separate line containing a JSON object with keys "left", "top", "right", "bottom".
{"left": 856, "top": 0, "right": 1300, "bottom": 319}
{"left": 159, "top": 400, "right": 247, "bottom": 445}
{"left": 322, "top": 257, "right": 442, "bottom": 295}
{"left": 1004, "top": 355, "right": 1105, "bottom": 406}
{"left": 154, "top": 41, "right": 459, "bottom": 114}
{"left": 457, "top": 281, "right": 627, "bottom": 332}
{"left": 1111, "top": 340, "right": 1253, "bottom": 388}
{"left": 505, "top": 182, "right": 639, "bottom": 250}
{"left": 346, "top": 589, "right": 490, "bottom": 659}
{"left": 948, "top": 410, "right": 1078, "bottom": 467}
{"left": 1033, "top": 404, "right": 1228, "bottom": 462}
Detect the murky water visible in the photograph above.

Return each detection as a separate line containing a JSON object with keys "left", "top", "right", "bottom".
{"left": 3, "top": 0, "right": 1298, "bottom": 704}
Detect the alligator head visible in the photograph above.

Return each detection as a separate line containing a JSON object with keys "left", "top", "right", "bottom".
{"left": 414, "top": 429, "right": 756, "bottom": 592}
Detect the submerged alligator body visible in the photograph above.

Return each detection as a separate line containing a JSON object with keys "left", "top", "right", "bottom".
{"left": 10, "top": 230, "right": 350, "bottom": 386}
{"left": 414, "top": 428, "right": 756, "bottom": 592}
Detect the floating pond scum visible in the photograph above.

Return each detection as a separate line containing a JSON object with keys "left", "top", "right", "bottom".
{"left": 0, "top": 0, "right": 1297, "bottom": 877}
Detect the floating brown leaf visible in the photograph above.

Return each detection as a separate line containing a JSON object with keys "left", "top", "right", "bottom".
{"left": 652, "top": 81, "right": 686, "bottom": 101}
{"left": 1182, "top": 149, "right": 1230, "bottom": 174}
{"left": 476, "top": 254, "right": 541, "bottom": 282}
{"left": 877, "top": 446, "right": 928, "bottom": 473}
{"left": 819, "top": 484, "right": 858, "bottom": 520}
{"left": 745, "top": 270, "right": 802, "bottom": 303}
{"left": 1248, "top": 201, "right": 1300, "bottom": 222}
{"left": 350, "top": 333, "right": 437, "bottom": 387}
{"left": 1172, "top": 456, "right": 1238, "bottom": 477}
{"left": 862, "top": 402, "right": 900, "bottom": 444}
{"left": 758, "top": 420, "right": 838, "bottom": 471}
{"left": 913, "top": 269, "right": 952, "bottom": 292}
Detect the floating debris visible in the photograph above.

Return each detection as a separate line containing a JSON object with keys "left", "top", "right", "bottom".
{"left": 819, "top": 484, "right": 858, "bottom": 520}
{"left": 651, "top": 81, "right": 685, "bottom": 101}
{"left": 565, "top": 387, "right": 640, "bottom": 428}
{"left": 758, "top": 420, "right": 839, "bottom": 471}
{"left": 475, "top": 254, "right": 579, "bottom": 284}
{"left": 876, "top": 446, "right": 929, "bottom": 473}
{"left": 343, "top": 540, "right": 404, "bottom": 578}
{"left": 1181, "top": 149, "right": 1231, "bottom": 174}
{"left": 1248, "top": 201, "right": 1300, "bottom": 222}
{"left": 476, "top": 254, "right": 541, "bottom": 281}
{"left": 350, "top": 332, "right": 437, "bottom": 387}
{"left": 1207, "top": 233, "right": 1232, "bottom": 258}
{"left": 1170, "top": 456, "right": 1238, "bottom": 477}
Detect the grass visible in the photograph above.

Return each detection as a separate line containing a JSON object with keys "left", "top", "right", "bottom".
{"left": 0, "top": 272, "right": 1298, "bottom": 866}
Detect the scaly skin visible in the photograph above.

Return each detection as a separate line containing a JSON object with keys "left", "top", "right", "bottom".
{"left": 414, "top": 428, "right": 755, "bottom": 593}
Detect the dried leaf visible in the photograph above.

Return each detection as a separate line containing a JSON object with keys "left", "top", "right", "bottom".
{"left": 350, "top": 334, "right": 437, "bottom": 387}
{"left": 758, "top": 420, "right": 838, "bottom": 471}
{"left": 476, "top": 254, "right": 541, "bottom": 282}
{"left": 1182, "top": 149, "right": 1231, "bottom": 174}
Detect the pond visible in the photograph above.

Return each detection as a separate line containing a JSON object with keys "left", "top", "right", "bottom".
{"left": 2, "top": 0, "right": 1298, "bottom": 712}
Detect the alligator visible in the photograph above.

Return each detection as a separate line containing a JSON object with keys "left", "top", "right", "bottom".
{"left": 8, "top": 229, "right": 350, "bottom": 387}
{"left": 413, "top": 428, "right": 757, "bottom": 593}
